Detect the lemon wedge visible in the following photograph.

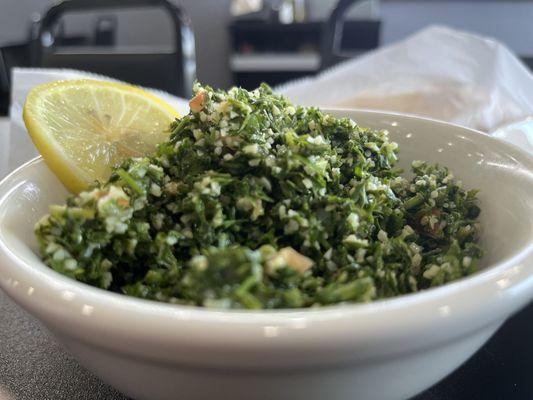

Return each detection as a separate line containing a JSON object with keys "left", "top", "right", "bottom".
{"left": 23, "top": 79, "right": 179, "bottom": 193}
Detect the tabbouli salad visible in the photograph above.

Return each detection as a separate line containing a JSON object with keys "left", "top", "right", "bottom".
{"left": 35, "top": 83, "right": 482, "bottom": 309}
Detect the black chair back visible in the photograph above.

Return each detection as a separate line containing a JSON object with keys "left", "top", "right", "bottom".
{"left": 35, "top": 0, "right": 195, "bottom": 97}
{"left": 320, "top": 0, "right": 380, "bottom": 70}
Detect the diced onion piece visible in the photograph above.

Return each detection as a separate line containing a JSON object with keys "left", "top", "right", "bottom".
{"left": 279, "top": 247, "right": 313, "bottom": 274}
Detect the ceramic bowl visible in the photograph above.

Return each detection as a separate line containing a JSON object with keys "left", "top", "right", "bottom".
{"left": 1, "top": 110, "right": 532, "bottom": 400}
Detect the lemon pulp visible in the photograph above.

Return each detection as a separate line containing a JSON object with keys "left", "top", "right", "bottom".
{"left": 23, "top": 79, "right": 179, "bottom": 193}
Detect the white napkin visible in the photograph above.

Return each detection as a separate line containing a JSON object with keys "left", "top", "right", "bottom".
{"left": 279, "top": 25, "right": 533, "bottom": 134}
{"left": 0, "top": 119, "right": 9, "bottom": 179}
{"left": 4, "top": 25, "right": 533, "bottom": 179}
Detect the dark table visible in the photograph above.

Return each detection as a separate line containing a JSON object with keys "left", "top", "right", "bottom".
{"left": 1, "top": 288, "right": 532, "bottom": 400}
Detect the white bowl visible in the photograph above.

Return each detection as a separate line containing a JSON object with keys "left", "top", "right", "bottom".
{"left": 1, "top": 110, "right": 532, "bottom": 400}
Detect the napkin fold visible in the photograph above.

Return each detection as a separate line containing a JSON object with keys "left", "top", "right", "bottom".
{"left": 4, "top": 25, "right": 533, "bottom": 180}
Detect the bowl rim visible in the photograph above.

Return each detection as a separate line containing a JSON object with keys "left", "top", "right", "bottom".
{"left": 1, "top": 109, "right": 533, "bottom": 354}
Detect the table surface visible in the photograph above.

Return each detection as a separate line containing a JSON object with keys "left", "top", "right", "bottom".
{"left": 1, "top": 288, "right": 532, "bottom": 400}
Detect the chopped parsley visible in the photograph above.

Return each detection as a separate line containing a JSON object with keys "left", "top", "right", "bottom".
{"left": 35, "top": 83, "right": 482, "bottom": 309}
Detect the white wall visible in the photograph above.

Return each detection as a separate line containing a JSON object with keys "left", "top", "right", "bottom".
{"left": 380, "top": 1, "right": 533, "bottom": 56}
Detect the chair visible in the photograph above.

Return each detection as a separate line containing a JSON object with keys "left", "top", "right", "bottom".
{"left": 34, "top": 0, "right": 195, "bottom": 97}
{"left": 320, "top": 0, "right": 380, "bottom": 70}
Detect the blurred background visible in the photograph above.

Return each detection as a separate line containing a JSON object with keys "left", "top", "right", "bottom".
{"left": 2, "top": 0, "right": 533, "bottom": 116}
